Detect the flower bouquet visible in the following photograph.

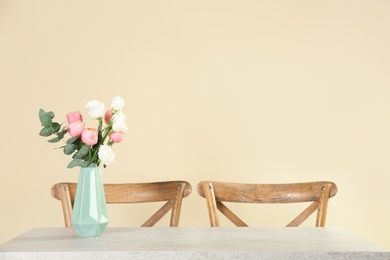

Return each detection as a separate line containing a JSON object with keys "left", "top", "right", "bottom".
{"left": 38, "top": 96, "right": 127, "bottom": 237}
{"left": 38, "top": 96, "right": 127, "bottom": 168}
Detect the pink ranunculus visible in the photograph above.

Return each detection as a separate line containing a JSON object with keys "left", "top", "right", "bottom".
{"left": 81, "top": 128, "right": 98, "bottom": 146}
{"left": 104, "top": 110, "right": 112, "bottom": 124}
{"left": 109, "top": 132, "right": 125, "bottom": 143}
{"left": 67, "top": 121, "right": 84, "bottom": 137}
{"left": 66, "top": 111, "right": 83, "bottom": 124}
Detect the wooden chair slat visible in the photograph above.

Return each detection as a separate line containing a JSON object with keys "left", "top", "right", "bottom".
{"left": 217, "top": 201, "right": 248, "bottom": 227}
{"left": 51, "top": 180, "right": 192, "bottom": 227}
{"left": 197, "top": 181, "right": 337, "bottom": 227}
{"left": 141, "top": 200, "right": 174, "bottom": 227}
{"left": 286, "top": 201, "right": 318, "bottom": 227}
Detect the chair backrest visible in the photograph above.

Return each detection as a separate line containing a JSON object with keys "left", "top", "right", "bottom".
{"left": 51, "top": 180, "right": 192, "bottom": 227}
{"left": 197, "top": 181, "right": 337, "bottom": 227}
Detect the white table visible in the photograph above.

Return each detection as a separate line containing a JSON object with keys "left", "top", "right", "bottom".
{"left": 0, "top": 227, "right": 389, "bottom": 259}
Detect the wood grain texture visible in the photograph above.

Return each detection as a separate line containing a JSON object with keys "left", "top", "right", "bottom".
{"left": 197, "top": 181, "right": 337, "bottom": 227}
{"left": 51, "top": 181, "right": 192, "bottom": 228}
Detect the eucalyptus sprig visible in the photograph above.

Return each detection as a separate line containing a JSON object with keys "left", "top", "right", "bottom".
{"left": 38, "top": 109, "right": 67, "bottom": 143}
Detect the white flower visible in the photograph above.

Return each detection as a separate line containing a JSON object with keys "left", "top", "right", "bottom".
{"left": 111, "top": 111, "right": 128, "bottom": 132}
{"left": 112, "top": 118, "right": 128, "bottom": 132}
{"left": 85, "top": 100, "right": 105, "bottom": 119}
{"left": 111, "top": 96, "right": 125, "bottom": 111}
{"left": 112, "top": 120, "right": 128, "bottom": 132}
{"left": 113, "top": 111, "right": 127, "bottom": 121}
{"left": 98, "top": 145, "right": 116, "bottom": 166}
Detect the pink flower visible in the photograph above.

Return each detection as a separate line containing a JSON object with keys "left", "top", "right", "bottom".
{"left": 81, "top": 128, "right": 98, "bottom": 146}
{"left": 104, "top": 110, "right": 112, "bottom": 124}
{"left": 67, "top": 121, "right": 84, "bottom": 137}
{"left": 109, "top": 132, "right": 125, "bottom": 143}
{"left": 66, "top": 111, "right": 83, "bottom": 124}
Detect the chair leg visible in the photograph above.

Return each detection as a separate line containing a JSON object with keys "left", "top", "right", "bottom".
{"left": 58, "top": 184, "right": 73, "bottom": 228}
{"left": 316, "top": 184, "right": 331, "bottom": 227}
{"left": 169, "top": 183, "right": 186, "bottom": 227}
{"left": 202, "top": 183, "right": 220, "bottom": 227}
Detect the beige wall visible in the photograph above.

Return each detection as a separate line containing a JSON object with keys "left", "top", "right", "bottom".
{"left": 1, "top": 0, "right": 390, "bottom": 249}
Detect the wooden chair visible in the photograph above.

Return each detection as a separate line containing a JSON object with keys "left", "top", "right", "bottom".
{"left": 197, "top": 181, "right": 337, "bottom": 227}
{"left": 51, "top": 180, "right": 192, "bottom": 227}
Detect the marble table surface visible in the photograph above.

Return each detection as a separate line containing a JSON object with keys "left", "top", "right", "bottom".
{"left": 0, "top": 227, "right": 389, "bottom": 259}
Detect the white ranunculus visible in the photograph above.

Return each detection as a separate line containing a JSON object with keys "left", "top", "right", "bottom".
{"left": 113, "top": 111, "right": 127, "bottom": 122}
{"left": 98, "top": 145, "right": 116, "bottom": 166}
{"left": 112, "top": 117, "right": 128, "bottom": 132}
{"left": 112, "top": 111, "right": 128, "bottom": 132}
{"left": 85, "top": 100, "right": 105, "bottom": 119}
{"left": 111, "top": 96, "right": 125, "bottom": 110}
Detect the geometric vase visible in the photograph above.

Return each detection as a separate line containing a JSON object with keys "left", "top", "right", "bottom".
{"left": 71, "top": 167, "right": 109, "bottom": 237}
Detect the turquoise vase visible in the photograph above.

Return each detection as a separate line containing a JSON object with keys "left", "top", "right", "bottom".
{"left": 71, "top": 167, "right": 108, "bottom": 237}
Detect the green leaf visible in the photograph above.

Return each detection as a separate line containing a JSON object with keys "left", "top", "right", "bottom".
{"left": 78, "top": 160, "right": 91, "bottom": 167}
{"left": 74, "top": 146, "right": 90, "bottom": 159}
{"left": 46, "top": 111, "right": 55, "bottom": 119}
{"left": 39, "top": 109, "right": 46, "bottom": 117}
{"left": 66, "top": 137, "right": 79, "bottom": 144}
{"left": 39, "top": 109, "right": 54, "bottom": 127}
{"left": 39, "top": 114, "right": 52, "bottom": 127}
{"left": 57, "top": 129, "right": 68, "bottom": 139}
{"left": 39, "top": 109, "right": 56, "bottom": 127}
{"left": 39, "top": 127, "right": 54, "bottom": 137}
{"left": 48, "top": 129, "right": 67, "bottom": 143}
{"left": 51, "top": 122, "right": 61, "bottom": 133}
{"left": 67, "top": 159, "right": 91, "bottom": 168}
{"left": 67, "top": 159, "right": 79, "bottom": 168}
{"left": 64, "top": 143, "right": 77, "bottom": 155}
{"left": 47, "top": 136, "right": 61, "bottom": 143}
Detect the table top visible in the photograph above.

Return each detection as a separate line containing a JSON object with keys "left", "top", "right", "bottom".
{"left": 0, "top": 227, "right": 389, "bottom": 259}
